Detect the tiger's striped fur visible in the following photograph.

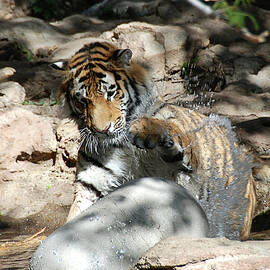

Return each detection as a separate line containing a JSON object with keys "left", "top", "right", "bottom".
{"left": 53, "top": 41, "right": 255, "bottom": 240}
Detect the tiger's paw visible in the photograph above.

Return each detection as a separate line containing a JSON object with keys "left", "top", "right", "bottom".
{"left": 128, "top": 117, "right": 184, "bottom": 163}
{"left": 128, "top": 118, "right": 172, "bottom": 149}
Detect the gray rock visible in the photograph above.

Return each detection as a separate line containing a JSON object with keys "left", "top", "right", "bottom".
{"left": 0, "top": 81, "right": 25, "bottom": 107}
{"left": 0, "top": 17, "right": 70, "bottom": 55}
{"left": 211, "top": 83, "right": 270, "bottom": 118}
{"left": 0, "top": 0, "right": 27, "bottom": 20}
{"left": 50, "top": 15, "right": 119, "bottom": 38}
{"left": 247, "top": 65, "right": 270, "bottom": 93}
{"left": 29, "top": 177, "right": 208, "bottom": 270}
{"left": 83, "top": 0, "right": 160, "bottom": 19}
{"left": 0, "top": 67, "right": 16, "bottom": 81}
{"left": 230, "top": 56, "right": 265, "bottom": 84}
{"left": 133, "top": 237, "right": 270, "bottom": 270}
{"left": 256, "top": 43, "right": 270, "bottom": 62}
{"left": 201, "top": 18, "right": 240, "bottom": 44}
{"left": 0, "top": 107, "right": 73, "bottom": 233}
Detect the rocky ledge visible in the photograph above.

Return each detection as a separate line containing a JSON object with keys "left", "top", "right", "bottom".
{"left": 134, "top": 237, "right": 270, "bottom": 270}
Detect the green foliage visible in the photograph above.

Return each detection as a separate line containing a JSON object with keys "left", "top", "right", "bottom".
{"left": 23, "top": 99, "right": 59, "bottom": 106}
{"left": 23, "top": 100, "right": 45, "bottom": 106}
{"left": 214, "top": 0, "right": 259, "bottom": 30}
{"left": 182, "top": 56, "right": 198, "bottom": 69}
{"left": 180, "top": 57, "right": 199, "bottom": 95}
{"left": 17, "top": 43, "right": 34, "bottom": 62}
{"left": 49, "top": 99, "right": 58, "bottom": 106}
{"left": 235, "top": 0, "right": 256, "bottom": 7}
{"left": 31, "top": 0, "right": 61, "bottom": 21}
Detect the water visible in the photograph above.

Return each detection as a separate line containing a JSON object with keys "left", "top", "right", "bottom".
{"left": 193, "top": 114, "right": 254, "bottom": 239}
{"left": 0, "top": 229, "right": 46, "bottom": 270}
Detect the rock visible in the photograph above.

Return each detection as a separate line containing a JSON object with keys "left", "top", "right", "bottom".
{"left": 0, "top": 81, "right": 25, "bottom": 107}
{"left": 106, "top": 0, "right": 159, "bottom": 18}
{"left": 29, "top": 177, "right": 208, "bottom": 270}
{"left": 0, "top": 0, "right": 29, "bottom": 20}
{"left": 212, "top": 83, "right": 270, "bottom": 118}
{"left": 55, "top": 118, "right": 80, "bottom": 172}
{"left": 157, "top": 1, "right": 183, "bottom": 20}
{"left": 229, "top": 41, "right": 257, "bottom": 58}
{"left": 200, "top": 18, "right": 240, "bottom": 45}
{"left": 236, "top": 117, "right": 270, "bottom": 155}
{"left": 0, "top": 61, "right": 63, "bottom": 101}
{"left": 254, "top": 179, "right": 270, "bottom": 217}
{"left": 196, "top": 45, "right": 227, "bottom": 70}
{"left": 83, "top": 0, "right": 160, "bottom": 19}
{"left": 0, "top": 107, "right": 73, "bottom": 233}
{"left": 185, "top": 24, "right": 210, "bottom": 48}
{"left": 134, "top": 237, "right": 270, "bottom": 270}
{"left": 0, "top": 67, "right": 16, "bottom": 81}
{"left": 0, "top": 39, "right": 28, "bottom": 61}
{"left": 0, "top": 107, "right": 57, "bottom": 171}
{"left": 230, "top": 57, "right": 265, "bottom": 84}
{"left": 256, "top": 43, "right": 270, "bottom": 62}
{"left": 0, "top": 0, "right": 15, "bottom": 20}
{"left": 50, "top": 15, "right": 117, "bottom": 36}
{"left": 0, "top": 17, "right": 70, "bottom": 55}
{"left": 248, "top": 65, "right": 270, "bottom": 93}
{"left": 102, "top": 22, "right": 187, "bottom": 76}
{"left": 101, "top": 22, "right": 188, "bottom": 94}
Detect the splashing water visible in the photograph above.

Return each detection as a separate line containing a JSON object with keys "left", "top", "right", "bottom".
{"left": 190, "top": 113, "right": 253, "bottom": 239}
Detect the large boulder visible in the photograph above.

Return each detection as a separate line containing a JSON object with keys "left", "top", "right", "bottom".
{"left": 29, "top": 177, "right": 208, "bottom": 270}
{"left": 0, "top": 107, "right": 75, "bottom": 233}
{"left": 0, "top": 17, "right": 70, "bottom": 55}
{"left": 0, "top": 81, "right": 25, "bottom": 107}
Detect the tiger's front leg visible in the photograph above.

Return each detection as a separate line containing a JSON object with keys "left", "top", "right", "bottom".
{"left": 129, "top": 117, "right": 193, "bottom": 170}
{"left": 66, "top": 151, "right": 124, "bottom": 222}
{"left": 66, "top": 180, "right": 99, "bottom": 222}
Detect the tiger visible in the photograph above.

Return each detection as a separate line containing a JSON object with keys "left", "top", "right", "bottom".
{"left": 52, "top": 41, "right": 256, "bottom": 241}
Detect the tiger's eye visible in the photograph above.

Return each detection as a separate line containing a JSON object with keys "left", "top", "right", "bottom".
{"left": 115, "top": 90, "right": 121, "bottom": 97}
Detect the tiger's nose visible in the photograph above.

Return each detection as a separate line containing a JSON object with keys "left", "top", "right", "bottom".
{"left": 93, "top": 123, "right": 111, "bottom": 134}
{"left": 101, "top": 123, "right": 111, "bottom": 133}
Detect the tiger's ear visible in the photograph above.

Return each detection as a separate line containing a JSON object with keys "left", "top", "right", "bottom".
{"left": 113, "top": 49, "right": 132, "bottom": 67}
{"left": 50, "top": 60, "right": 68, "bottom": 71}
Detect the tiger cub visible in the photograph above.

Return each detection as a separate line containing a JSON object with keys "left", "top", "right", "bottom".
{"left": 52, "top": 41, "right": 255, "bottom": 240}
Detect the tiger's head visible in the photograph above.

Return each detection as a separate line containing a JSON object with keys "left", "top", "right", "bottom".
{"left": 52, "top": 42, "right": 153, "bottom": 149}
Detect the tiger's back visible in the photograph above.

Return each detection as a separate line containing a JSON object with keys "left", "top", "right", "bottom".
{"left": 153, "top": 104, "right": 255, "bottom": 240}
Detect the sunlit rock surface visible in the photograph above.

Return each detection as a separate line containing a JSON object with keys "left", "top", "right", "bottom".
{"left": 29, "top": 177, "right": 208, "bottom": 270}
{"left": 133, "top": 237, "right": 270, "bottom": 270}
